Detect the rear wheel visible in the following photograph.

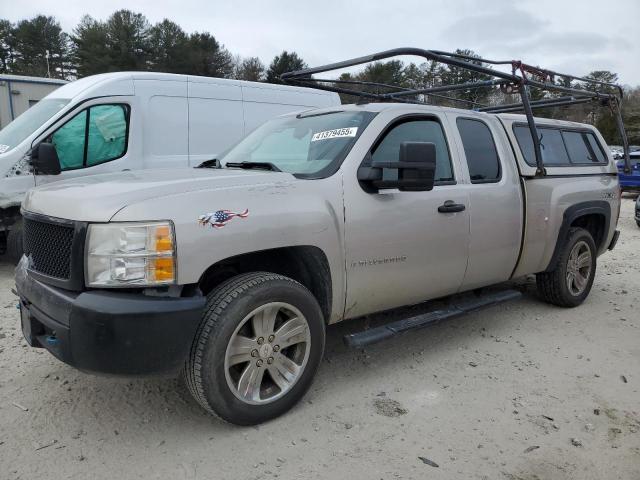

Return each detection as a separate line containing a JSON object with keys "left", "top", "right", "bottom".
{"left": 536, "top": 227, "right": 596, "bottom": 307}
{"left": 184, "top": 272, "right": 325, "bottom": 425}
{"left": 6, "top": 219, "right": 23, "bottom": 265}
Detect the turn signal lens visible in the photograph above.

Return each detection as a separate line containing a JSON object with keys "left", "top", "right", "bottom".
{"left": 151, "top": 257, "right": 175, "bottom": 282}
{"left": 155, "top": 225, "right": 173, "bottom": 253}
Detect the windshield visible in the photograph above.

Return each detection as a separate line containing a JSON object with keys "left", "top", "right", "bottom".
{"left": 221, "top": 110, "right": 376, "bottom": 177}
{"left": 0, "top": 98, "right": 70, "bottom": 154}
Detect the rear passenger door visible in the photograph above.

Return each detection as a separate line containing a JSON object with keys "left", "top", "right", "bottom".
{"left": 343, "top": 114, "right": 470, "bottom": 318}
{"left": 449, "top": 115, "right": 523, "bottom": 290}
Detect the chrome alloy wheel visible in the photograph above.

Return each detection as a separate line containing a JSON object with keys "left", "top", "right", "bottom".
{"left": 566, "top": 240, "right": 592, "bottom": 296}
{"left": 224, "top": 302, "right": 311, "bottom": 405}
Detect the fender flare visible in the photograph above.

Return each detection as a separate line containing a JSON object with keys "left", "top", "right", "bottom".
{"left": 544, "top": 200, "right": 610, "bottom": 272}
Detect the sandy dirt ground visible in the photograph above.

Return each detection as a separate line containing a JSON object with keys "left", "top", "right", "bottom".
{"left": 0, "top": 197, "right": 638, "bottom": 480}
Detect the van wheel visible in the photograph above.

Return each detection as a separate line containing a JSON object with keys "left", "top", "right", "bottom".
{"left": 536, "top": 227, "right": 596, "bottom": 307}
{"left": 184, "top": 272, "right": 325, "bottom": 425}
{"left": 6, "top": 219, "right": 24, "bottom": 265}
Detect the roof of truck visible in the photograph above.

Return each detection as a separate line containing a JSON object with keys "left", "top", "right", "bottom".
{"left": 296, "top": 102, "right": 595, "bottom": 129}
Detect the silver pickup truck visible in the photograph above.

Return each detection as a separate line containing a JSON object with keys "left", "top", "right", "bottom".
{"left": 14, "top": 50, "right": 628, "bottom": 425}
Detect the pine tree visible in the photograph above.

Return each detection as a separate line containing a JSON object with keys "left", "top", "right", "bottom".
{"left": 266, "top": 51, "right": 306, "bottom": 84}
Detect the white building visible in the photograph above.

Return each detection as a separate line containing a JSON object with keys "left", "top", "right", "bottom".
{"left": 0, "top": 75, "right": 67, "bottom": 129}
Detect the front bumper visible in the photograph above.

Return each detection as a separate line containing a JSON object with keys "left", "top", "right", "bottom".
{"left": 15, "top": 259, "right": 205, "bottom": 375}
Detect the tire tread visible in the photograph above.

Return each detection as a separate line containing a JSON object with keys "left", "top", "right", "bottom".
{"left": 536, "top": 227, "right": 595, "bottom": 308}
{"left": 183, "top": 272, "right": 303, "bottom": 420}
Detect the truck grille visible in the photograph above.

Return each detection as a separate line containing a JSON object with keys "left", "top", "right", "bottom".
{"left": 23, "top": 217, "right": 75, "bottom": 280}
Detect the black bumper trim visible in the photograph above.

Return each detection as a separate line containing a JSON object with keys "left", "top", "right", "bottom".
{"left": 16, "top": 260, "right": 206, "bottom": 375}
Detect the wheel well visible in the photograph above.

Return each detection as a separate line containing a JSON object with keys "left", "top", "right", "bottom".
{"left": 198, "top": 246, "right": 332, "bottom": 322}
{"left": 570, "top": 213, "right": 606, "bottom": 251}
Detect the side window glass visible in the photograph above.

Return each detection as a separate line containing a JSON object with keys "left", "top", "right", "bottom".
{"left": 86, "top": 105, "right": 127, "bottom": 166}
{"left": 456, "top": 118, "right": 501, "bottom": 183}
{"left": 539, "top": 128, "right": 570, "bottom": 165}
{"left": 513, "top": 126, "right": 570, "bottom": 166}
{"left": 372, "top": 119, "right": 453, "bottom": 183}
{"left": 52, "top": 110, "right": 87, "bottom": 170}
{"left": 562, "top": 130, "right": 605, "bottom": 164}
{"left": 586, "top": 134, "right": 606, "bottom": 163}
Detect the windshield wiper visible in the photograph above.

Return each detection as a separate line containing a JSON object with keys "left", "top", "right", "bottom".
{"left": 196, "top": 158, "right": 221, "bottom": 169}
{"left": 225, "top": 161, "right": 282, "bottom": 172}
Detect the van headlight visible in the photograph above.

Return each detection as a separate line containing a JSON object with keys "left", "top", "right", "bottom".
{"left": 86, "top": 222, "right": 176, "bottom": 287}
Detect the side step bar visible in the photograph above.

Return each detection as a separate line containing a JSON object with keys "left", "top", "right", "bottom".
{"left": 343, "top": 289, "right": 522, "bottom": 348}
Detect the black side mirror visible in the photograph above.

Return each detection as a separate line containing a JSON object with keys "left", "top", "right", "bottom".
{"left": 32, "top": 142, "right": 61, "bottom": 175}
{"left": 357, "top": 141, "right": 437, "bottom": 192}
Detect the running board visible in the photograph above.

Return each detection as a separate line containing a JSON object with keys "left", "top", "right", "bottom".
{"left": 343, "top": 289, "right": 522, "bottom": 349}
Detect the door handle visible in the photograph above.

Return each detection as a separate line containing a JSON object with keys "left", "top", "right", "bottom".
{"left": 438, "top": 200, "right": 466, "bottom": 213}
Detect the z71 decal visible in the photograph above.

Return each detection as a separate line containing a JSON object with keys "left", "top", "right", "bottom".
{"left": 198, "top": 209, "right": 249, "bottom": 229}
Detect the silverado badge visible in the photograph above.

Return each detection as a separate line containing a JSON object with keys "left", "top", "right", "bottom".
{"left": 198, "top": 209, "right": 249, "bottom": 229}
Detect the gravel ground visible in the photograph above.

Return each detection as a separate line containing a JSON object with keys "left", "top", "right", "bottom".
{"left": 0, "top": 197, "right": 638, "bottom": 480}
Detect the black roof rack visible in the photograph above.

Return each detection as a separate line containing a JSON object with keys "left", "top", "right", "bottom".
{"left": 281, "top": 48, "right": 631, "bottom": 175}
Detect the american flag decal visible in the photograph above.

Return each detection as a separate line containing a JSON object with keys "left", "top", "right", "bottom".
{"left": 198, "top": 209, "right": 249, "bottom": 229}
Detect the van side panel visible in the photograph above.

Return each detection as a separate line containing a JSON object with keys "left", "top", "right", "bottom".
{"left": 137, "top": 80, "right": 189, "bottom": 169}
{"left": 188, "top": 80, "right": 244, "bottom": 166}
{"left": 241, "top": 85, "right": 337, "bottom": 132}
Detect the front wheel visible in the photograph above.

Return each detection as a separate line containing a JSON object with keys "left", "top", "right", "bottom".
{"left": 184, "top": 272, "right": 325, "bottom": 425}
{"left": 536, "top": 227, "right": 597, "bottom": 307}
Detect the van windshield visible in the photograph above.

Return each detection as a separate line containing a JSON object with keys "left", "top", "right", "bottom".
{"left": 220, "top": 111, "right": 376, "bottom": 177}
{"left": 0, "top": 98, "right": 70, "bottom": 154}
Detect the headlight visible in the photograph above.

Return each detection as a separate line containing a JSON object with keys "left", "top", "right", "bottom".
{"left": 86, "top": 222, "right": 176, "bottom": 287}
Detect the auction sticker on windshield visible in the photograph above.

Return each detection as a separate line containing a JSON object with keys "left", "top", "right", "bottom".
{"left": 311, "top": 127, "right": 358, "bottom": 142}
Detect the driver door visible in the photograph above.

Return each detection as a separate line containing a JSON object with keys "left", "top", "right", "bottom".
{"left": 35, "top": 102, "right": 135, "bottom": 186}
{"left": 343, "top": 115, "right": 470, "bottom": 318}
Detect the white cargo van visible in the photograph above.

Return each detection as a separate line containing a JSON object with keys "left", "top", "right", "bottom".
{"left": 0, "top": 72, "right": 340, "bottom": 261}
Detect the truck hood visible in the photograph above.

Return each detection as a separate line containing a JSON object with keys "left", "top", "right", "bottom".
{"left": 23, "top": 168, "right": 295, "bottom": 222}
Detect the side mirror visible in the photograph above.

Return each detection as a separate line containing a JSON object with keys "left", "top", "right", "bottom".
{"left": 32, "top": 142, "right": 61, "bottom": 175}
{"left": 357, "top": 141, "right": 437, "bottom": 192}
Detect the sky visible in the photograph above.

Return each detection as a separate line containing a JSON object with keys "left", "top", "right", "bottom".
{"left": 3, "top": 0, "right": 640, "bottom": 85}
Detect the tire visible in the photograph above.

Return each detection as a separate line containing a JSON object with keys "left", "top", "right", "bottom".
{"left": 184, "top": 272, "right": 325, "bottom": 425}
{"left": 636, "top": 219, "right": 640, "bottom": 228}
{"left": 536, "top": 227, "right": 597, "bottom": 307}
{"left": 6, "top": 219, "right": 23, "bottom": 265}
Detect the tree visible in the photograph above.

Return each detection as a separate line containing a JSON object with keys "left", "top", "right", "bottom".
{"left": 186, "top": 32, "right": 233, "bottom": 78}
{"left": 148, "top": 19, "right": 189, "bottom": 73}
{"left": 234, "top": 56, "right": 265, "bottom": 81}
{"left": 104, "top": 10, "right": 150, "bottom": 71}
{"left": 71, "top": 15, "right": 111, "bottom": 77}
{"left": 0, "top": 19, "right": 15, "bottom": 73}
{"left": 10, "top": 15, "right": 71, "bottom": 79}
{"left": 266, "top": 51, "right": 306, "bottom": 84}
{"left": 583, "top": 70, "right": 618, "bottom": 93}
{"left": 437, "top": 49, "right": 491, "bottom": 106}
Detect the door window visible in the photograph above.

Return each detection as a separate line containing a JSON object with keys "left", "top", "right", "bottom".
{"left": 50, "top": 104, "right": 129, "bottom": 171}
{"left": 372, "top": 118, "right": 454, "bottom": 183}
{"left": 456, "top": 118, "right": 501, "bottom": 183}
{"left": 52, "top": 111, "right": 86, "bottom": 169}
